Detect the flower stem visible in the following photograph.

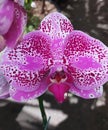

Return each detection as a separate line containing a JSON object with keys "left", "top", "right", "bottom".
{"left": 38, "top": 95, "right": 48, "bottom": 130}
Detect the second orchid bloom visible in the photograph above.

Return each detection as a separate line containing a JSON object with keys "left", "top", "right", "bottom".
{"left": 0, "top": 0, "right": 27, "bottom": 51}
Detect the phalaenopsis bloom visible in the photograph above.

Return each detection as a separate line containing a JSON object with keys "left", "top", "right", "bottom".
{"left": 0, "top": 0, "right": 26, "bottom": 51}
{"left": 0, "top": 12, "right": 108, "bottom": 103}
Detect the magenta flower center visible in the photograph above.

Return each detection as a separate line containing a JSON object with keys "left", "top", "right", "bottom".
{"left": 50, "top": 70, "right": 67, "bottom": 83}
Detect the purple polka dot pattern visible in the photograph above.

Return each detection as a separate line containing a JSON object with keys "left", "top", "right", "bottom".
{"left": 39, "top": 12, "right": 73, "bottom": 40}
{"left": 64, "top": 30, "right": 108, "bottom": 98}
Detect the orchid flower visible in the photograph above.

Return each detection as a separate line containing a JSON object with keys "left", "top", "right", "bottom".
{"left": 0, "top": 0, "right": 26, "bottom": 51}
{"left": 0, "top": 12, "right": 108, "bottom": 103}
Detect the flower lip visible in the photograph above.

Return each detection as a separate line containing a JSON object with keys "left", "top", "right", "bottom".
{"left": 48, "top": 82, "right": 70, "bottom": 103}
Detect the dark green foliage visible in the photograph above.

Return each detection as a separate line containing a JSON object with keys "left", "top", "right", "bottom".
{"left": 24, "top": 0, "right": 41, "bottom": 32}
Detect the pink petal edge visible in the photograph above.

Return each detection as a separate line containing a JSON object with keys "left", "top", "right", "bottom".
{"left": 0, "top": 0, "right": 14, "bottom": 34}
{"left": 9, "top": 80, "right": 48, "bottom": 102}
{"left": 3, "top": 2, "right": 27, "bottom": 48}
{"left": 69, "top": 84, "right": 103, "bottom": 99}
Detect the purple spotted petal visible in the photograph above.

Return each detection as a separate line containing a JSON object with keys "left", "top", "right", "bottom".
{"left": 3, "top": 2, "right": 27, "bottom": 48}
{"left": 64, "top": 30, "right": 108, "bottom": 91}
{"left": 0, "top": 0, "right": 14, "bottom": 34}
{"left": 40, "top": 12, "right": 73, "bottom": 39}
{"left": 9, "top": 79, "right": 48, "bottom": 102}
{"left": 0, "top": 31, "right": 53, "bottom": 101}
{"left": 39, "top": 12, "right": 73, "bottom": 59}
{"left": 0, "top": 72, "right": 10, "bottom": 98}
{"left": 69, "top": 84, "right": 103, "bottom": 99}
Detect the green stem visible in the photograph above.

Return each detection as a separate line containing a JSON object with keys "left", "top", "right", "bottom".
{"left": 38, "top": 95, "right": 48, "bottom": 130}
